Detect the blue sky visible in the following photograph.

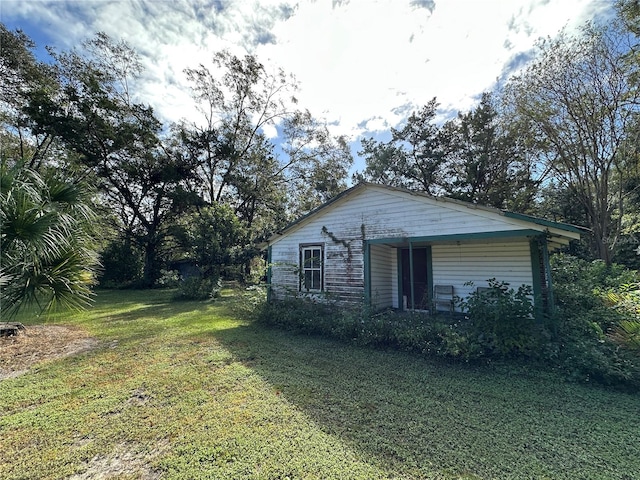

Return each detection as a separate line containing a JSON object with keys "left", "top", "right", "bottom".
{"left": 1, "top": 0, "right": 615, "bottom": 172}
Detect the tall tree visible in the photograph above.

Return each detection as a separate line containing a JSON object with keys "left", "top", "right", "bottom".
{"left": 183, "top": 51, "right": 352, "bottom": 229}
{"left": 183, "top": 51, "right": 294, "bottom": 206}
{"left": 1, "top": 25, "right": 102, "bottom": 313}
{"left": 170, "top": 202, "right": 246, "bottom": 281}
{"left": 505, "top": 22, "right": 640, "bottom": 263}
{"left": 28, "top": 33, "right": 198, "bottom": 286}
{"left": 280, "top": 109, "right": 352, "bottom": 216}
{"left": 444, "top": 92, "right": 538, "bottom": 210}
{"left": 357, "top": 96, "right": 537, "bottom": 211}
{"left": 619, "top": 0, "right": 640, "bottom": 37}
{"left": 0, "top": 24, "right": 63, "bottom": 171}
{"left": 357, "top": 98, "right": 447, "bottom": 195}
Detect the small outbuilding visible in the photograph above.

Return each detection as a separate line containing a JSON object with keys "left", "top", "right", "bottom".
{"left": 266, "top": 183, "right": 583, "bottom": 318}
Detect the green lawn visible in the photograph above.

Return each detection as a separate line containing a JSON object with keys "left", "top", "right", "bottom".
{"left": 1, "top": 289, "right": 639, "bottom": 479}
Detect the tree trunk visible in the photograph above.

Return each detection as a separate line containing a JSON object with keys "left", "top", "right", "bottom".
{"left": 142, "top": 240, "right": 162, "bottom": 288}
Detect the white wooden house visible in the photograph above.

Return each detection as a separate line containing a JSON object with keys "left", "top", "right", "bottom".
{"left": 266, "top": 183, "right": 583, "bottom": 318}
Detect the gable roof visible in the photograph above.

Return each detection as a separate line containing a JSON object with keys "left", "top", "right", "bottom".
{"left": 268, "top": 182, "right": 586, "bottom": 246}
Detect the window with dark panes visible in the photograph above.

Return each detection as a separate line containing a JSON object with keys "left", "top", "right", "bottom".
{"left": 300, "top": 245, "right": 323, "bottom": 291}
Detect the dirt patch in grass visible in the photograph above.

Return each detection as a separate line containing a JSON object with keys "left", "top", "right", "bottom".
{"left": 0, "top": 325, "right": 99, "bottom": 380}
{"left": 68, "top": 442, "right": 165, "bottom": 480}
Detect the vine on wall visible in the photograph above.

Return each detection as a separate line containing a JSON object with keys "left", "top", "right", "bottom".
{"left": 321, "top": 224, "right": 368, "bottom": 285}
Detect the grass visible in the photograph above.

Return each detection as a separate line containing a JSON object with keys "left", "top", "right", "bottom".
{"left": 1, "top": 288, "right": 639, "bottom": 479}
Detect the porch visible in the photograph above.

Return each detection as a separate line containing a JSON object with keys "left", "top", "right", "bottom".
{"left": 363, "top": 232, "right": 554, "bottom": 317}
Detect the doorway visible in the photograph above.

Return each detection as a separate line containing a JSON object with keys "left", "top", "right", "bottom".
{"left": 401, "top": 247, "right": 430, "bottom": 310}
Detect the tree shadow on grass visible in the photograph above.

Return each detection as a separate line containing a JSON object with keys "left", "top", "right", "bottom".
{"left": 212, "top": 323, "right": 640, "bottom": 480}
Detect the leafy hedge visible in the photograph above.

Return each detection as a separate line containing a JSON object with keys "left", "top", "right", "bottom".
{"left": 258, "top": 284, "right": 543, "bottom": 362}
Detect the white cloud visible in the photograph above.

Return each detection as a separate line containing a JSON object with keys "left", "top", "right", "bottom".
{"left": 258, "top": 0, "right": 613, "bottom": 139}
{"left": 2, "top": 0, "right": 615, "bottom": 141}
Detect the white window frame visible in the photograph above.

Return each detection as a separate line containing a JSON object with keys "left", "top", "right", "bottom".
{"left": 300, "top": 244, "right": 324, "bottom": 292}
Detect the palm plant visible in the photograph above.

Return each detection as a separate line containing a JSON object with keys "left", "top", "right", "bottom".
{"left": 603, "top": 283, "right": 640, "bottom": 353}
{"left": 1, "top": 162, "right": 100, "bottom": 318}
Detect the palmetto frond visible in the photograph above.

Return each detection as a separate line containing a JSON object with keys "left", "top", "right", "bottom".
{"left": 0, "top": 162, "right": 99, "bottom": 318}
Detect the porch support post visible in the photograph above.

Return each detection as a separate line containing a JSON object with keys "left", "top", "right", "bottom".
{"left": 529, "top": 237, "right": 544, "bottom": 323}
{"left": 409, "top": 240, "right": 415, "bottom": 310}
{"left": 363, "top": 240, "right": 371, "bottom": 306}
{"left": 542, "top": 240, "right": 555, "bottom": 315}
{"left": 426, "top": 245, "right": 433, "bottom": 307}
{"left": 266, "top": 245, "right": 273, "bottom": 302}
{"left": 397, "top": 248, "right": 404, "bottom": 310}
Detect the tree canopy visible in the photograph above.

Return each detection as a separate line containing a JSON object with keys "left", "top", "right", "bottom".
{"left": 0, "top": 25, "right": 354, "bottom": 304}
{"left": 504, "top": 21, "right": 640, "bottom": 264}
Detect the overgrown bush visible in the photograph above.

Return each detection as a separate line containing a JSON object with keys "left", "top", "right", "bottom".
{"left": 257, "top": 284, "right": 539, "bottom": 362}
{"left": 551, "top": 254, "right": 638, "bottom": 331}
{"left": 173, "top": 277, "right": 222, "bottom": 301}
{"left": 257, "top": 263, "right": 640, "bottom": 390}
{"left": 547, "top": 255, "right": 640, "bottom": 389}
{"left": 601, "top": 283, "right": 640, "bottom": 353}
{"left": 456, "top": 279, "right": 538, "bottom": 357}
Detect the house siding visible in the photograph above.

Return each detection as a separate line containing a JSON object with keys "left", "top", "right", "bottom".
{"left": 370, "top": 244, "right": 395, "bottom": 309}
{"left": 270, "top": 209, "right": 365, "bottom": 303}
{"left": 431, "top": 240, "right": 533, "bottom": 306}
{"left": 356, "top": 188, "right": 528, "bottom": 239}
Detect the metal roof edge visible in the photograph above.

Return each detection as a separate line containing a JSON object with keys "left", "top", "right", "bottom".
{"left": 501, "top": 211, "right": 589, "bottom": 235}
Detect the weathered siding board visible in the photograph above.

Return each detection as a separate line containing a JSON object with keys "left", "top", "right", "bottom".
{"left": 269, "top": 185, "right": 530, "bottom": 301}
{"left": 432, "top": 240, "right": 533, "bottom": 303}
{"left": 324, "top": 238, "right": 364, "bottom": 303}
{"left": 370, "top": 244, "right": 395, "bottom": 309}
{"left": 356, "top": 189, "right": 524, "bottom": 239}
{"left": 269, "top": 200, "right": 365, "bottom": 301}
{"left": 272, "top": 192, "right": 364, "bottom": 302}
{"left": 270, "top": 239, "right": 300, "bottom": 299}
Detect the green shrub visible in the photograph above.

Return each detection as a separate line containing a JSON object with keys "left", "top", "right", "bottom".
{"left": 257, "top": 265, "right": 640, "bottom": 390}
{"left": 98, "top": 237, "right": 144, "bottom": 288}
{"left": 173, "top": 277, "right": 222, "bottom": 301}
{"left": 601, "top": 283, "right": 640, "bottom": 353}
{"left": 259, "top": 299, "right": 479, "bottom": 361}
{"left": 546, "top": 255, "right": 640, "bottom": 389}
{"left": 545, "top": 311, "right": 640, "bottom": 390}
{"left": 551, "top": 254, "right": 639, "bottom": 331}
{"left": 456, "top": 279, "right": 539, "bottom": 357}
{"left": 610, "top": 320, "right": 640, "bottom": 352}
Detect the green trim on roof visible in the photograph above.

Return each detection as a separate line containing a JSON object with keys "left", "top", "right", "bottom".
{"left": 502, "top": 211, "right": 586, "bottom": 234}
{"left": 366, "top": 229, "right": 543, "bottom": 245}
